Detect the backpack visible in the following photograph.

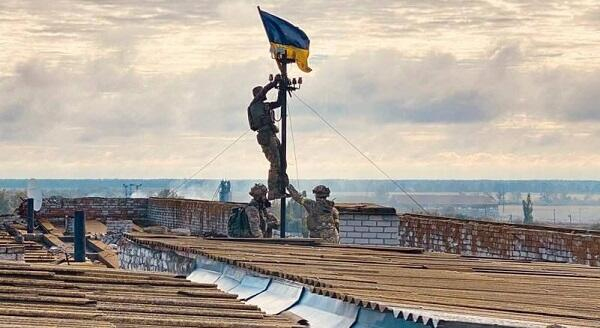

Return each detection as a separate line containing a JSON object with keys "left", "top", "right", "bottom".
{"left": 228, "top": 207, "right": 252, "bottom": 238}
{"left": 248, "top": 102, "right": 274, "bottom": 131}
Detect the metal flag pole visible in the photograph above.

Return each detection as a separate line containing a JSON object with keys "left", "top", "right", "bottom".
{"left": 278, "top": 57, "right": 290, "bottom": 239}
{"left": 276, "top": 56, "right": 304, "bottom": 238}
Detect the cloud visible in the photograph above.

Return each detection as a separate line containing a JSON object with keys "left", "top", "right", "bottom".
{"left": 1, "top": 42, "right": 598, "bottom": 145}
{"left": 540, "top": 70, "right": 600, "bottom": 121}
{"left": 294, "top": 46, "right": 511, "bottom": 124}
{"left": 0, "top": 0, "right": 599, "bottom": 179}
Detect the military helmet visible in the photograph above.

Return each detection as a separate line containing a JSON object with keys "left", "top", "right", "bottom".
{"left": 252, "top": 86, "right": 263, "bottom": 97}
{"left": 312, "top": 185, "right": 330, "bottom": 198}
{"left": 249, "top": 183, "right": 268, "bottom": 197}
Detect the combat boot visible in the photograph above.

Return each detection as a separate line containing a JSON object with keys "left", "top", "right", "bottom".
{"left": 268, "top": 189, "right": 291, "bottom": 200}
{"left": 267, "top": 169, "right": 291, "bottom": 200}
{"left": 267, "top": 168, "right": 279, "bottom": 197}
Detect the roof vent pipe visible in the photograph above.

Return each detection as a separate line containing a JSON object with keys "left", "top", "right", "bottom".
{"left": 26, "top": 198, "right": 34, "bottom": 234}
{"left": 74, "top": 210, "right": 86, "bottom": 262}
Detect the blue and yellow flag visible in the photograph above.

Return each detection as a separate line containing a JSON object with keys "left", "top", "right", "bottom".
{"left": 258, "top": 8, "right": 312, "bottom": 73}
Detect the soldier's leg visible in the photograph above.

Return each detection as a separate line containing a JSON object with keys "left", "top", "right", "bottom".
{"left": 310, "top": 228, "right": 339, "bottom": 244}
{"left": 245, "top": 207, "right": 264, "bottom": 238}
{"left": 265, "top": 134, "right": 290, "bottom": 199}
{"left": 267, "top": 168, "right": 280, "bottom": 198}
{"left": 258, "top": 132, "right": 282, "bottom": 199}
{"left": 329, "top": 229, "right": 340, "bottom": 244}
{"left": 257, "top": 132, "right": 281, "bottom": 170}
{"left": 322, "top": 229, "right": 340, "bottom": 244}
{"left": 270, "top": 135, "right": 289, "bottom": 191}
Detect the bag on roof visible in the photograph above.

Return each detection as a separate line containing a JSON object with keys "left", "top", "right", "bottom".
{"left": 227, "top": 206, "right": 252, "bottom": 238}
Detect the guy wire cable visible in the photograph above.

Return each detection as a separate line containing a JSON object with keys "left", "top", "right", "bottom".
{"left": 288, "top": 103, "right": 301, "bottom": 189}
{"left": 291, "top": 91, "right": 428, "bottom": 214}
{"left": 172, "top": 129, "right": 252, "bottom": 193}
{"left": 210, "top": 183, "right": 221, "bottom": 201}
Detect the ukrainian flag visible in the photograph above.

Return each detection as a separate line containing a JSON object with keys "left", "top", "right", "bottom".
{"left": 258, "top": 8, "right": 312, "bottom": 73}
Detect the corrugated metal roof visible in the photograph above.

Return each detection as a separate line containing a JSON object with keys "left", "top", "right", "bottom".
{"left": 127, "top": 234, "right": 600, "bottom": 328}
{"left": 0, "top": 229, "right": 61, "bottom": 265}
{"left": 0, "top": 260, "right": 299, "bottom": 328}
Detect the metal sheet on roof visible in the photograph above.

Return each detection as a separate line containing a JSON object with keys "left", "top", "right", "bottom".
{"left": 290, "top": 290, "right": 359, "bottom": 328}
{"left": 390, "top": 307, "right": 438, "bottom": 327}
{"left": 229, "top": 275, "right": 271, "bottom": 300}
{"left": 215, "top": 264, "right": 246, "bottom": 292}
{"left": 353, "top": 308, "right": 426, "bottom": 328}
{"left": 246, "top": 279, "right": 304, "bottom": 315}
{"left": 187, "top": 257, "right": 225, "bottom": 284}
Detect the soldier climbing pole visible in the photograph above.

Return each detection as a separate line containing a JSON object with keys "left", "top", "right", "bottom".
{"left": 258, "top": 7, "right": 312, "bottom": 238}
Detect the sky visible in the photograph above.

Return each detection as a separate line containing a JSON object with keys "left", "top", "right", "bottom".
{"left": 0, "top": 0, "right": 599, "bottom": 180}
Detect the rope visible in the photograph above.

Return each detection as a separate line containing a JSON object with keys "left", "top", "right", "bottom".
{"left": 210, "top": 183, "right": 221, "bottom": 201}
{"left": 291, "top": 92, "right": 428, "bottom": 214}
{"left": 288, "top": 103, "right": 301, "bottom": 189}
{"left": 172, "top": 129, "right": 251, "bottom": 192}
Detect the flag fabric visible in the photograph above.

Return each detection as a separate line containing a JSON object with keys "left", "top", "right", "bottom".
{"left": 258, "top": 8, "right": 312, "bottom": 73}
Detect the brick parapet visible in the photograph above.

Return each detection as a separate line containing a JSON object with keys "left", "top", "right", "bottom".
{"left": 118, "top": 238, "right": 194, "bottom": 275}
{"left": 399, "top": 214, "right": 600, "bottom": 266}
{"left": 339, "top": 214, "right": 399, "bottom": 246}
{"left": 147, "top": 198, "right": 243, "bottom": 236}
{"left": 36, "top": 197, "right": 148, "bottom": 221}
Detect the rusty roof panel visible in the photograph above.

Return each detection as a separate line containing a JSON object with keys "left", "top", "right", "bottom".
{"left": 0, "top": 260, "right": 298, "bottom": 328}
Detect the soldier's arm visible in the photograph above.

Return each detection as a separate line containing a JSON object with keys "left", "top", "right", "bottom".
{"left": 287, "top": 184, "right": 304, "bottom": 204}
{"left": 288, "top": 184, "right": 316, "bottom": 212}
{"left": 266, "top": 211, "right": 280, "bottom": 229}
{"left": 333, "top": 207, "right": 340, "bottom": 231}
{"left": 245, "top": 206, "right": 264, "bottom": 238}
{"left": 267, "top": 84, "right": 285, "bottom": 109}
{"left": 252, "top": 79, "right": 279, "bottom": 104}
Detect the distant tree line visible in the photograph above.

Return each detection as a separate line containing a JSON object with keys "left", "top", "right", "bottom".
{"left": 2, "top": 179, "right": 600, "bottom": 201}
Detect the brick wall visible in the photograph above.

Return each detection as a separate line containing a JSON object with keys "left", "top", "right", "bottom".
{"left": 103, "top": 219, "right": 134, "bottom": 245}
{"left": 337, "top": 204, "right": 399, "bottom": 246}
{"left": 147, "top": 198, "right": 243, "bottom": 236}
{"left": 36, "top": 197, "right": 148, "bottom": 221}
{"left": 106, "top": 219, "right": 134, "bottom": 235}
{"left": 119, "top": 238, "right": 194, "bottom": 274}
{"left": 399, "top": 214, "right": 600, "bottom": 266}
{"left": 0, "top": 245, "right": 24, "bottom": 261}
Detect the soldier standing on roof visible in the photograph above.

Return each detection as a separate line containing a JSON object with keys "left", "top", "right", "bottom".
{"left": 287, "top": 184, "right": 339, "bottom": 243}
{"left": 248, "top": 75, "right": 289, "bottom": 200}
{"left": 246, "top": 183, "right": 280, "bottom": 238}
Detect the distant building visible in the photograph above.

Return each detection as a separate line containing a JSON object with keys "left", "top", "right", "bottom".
{"left": 389, "top": 193, "right": 499, "bottom": 219}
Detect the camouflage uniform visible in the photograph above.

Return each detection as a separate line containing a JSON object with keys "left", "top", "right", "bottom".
{"left": 248, "top": 78, "right": 288, "bottom": 200}
{"left": 288, "top": 184, "right": 339, "bottom": 243}
{"left": 246, "top": 184, "right": 280, "bottom": 238}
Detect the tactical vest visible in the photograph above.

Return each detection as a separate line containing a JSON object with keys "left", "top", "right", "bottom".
{"left": 306, "top": 200, "right": 335, "bottom": 232}
{"left": 248, "top": 102, "right": 274, "bottom": 131}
